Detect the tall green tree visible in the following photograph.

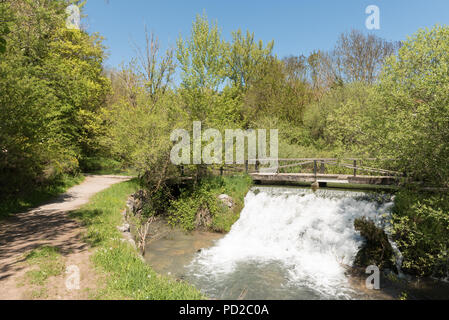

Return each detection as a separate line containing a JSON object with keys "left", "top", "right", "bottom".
{"left": 177, "top": 13, "right": 226, "bottom": 92}
{"left": 226, "top": 29, "right": 273, "bottom": 91}
{"left": 376, "top": 25, "right": 449, "bottom": 185}
{"left": 0, "top": 0, "right": 109, "bottom": 192}
{"left": 176, "top": 13, "right": 228, "bottom": 123}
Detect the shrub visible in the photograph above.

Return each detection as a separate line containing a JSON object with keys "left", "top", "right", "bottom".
{"left": 167, "top": 182, "right": 222, "bottom": 231}
{"left": 354, "top": 217, "right": 396, "bottom": 271}
{"left": 167, "top": 175, "right": 252, "bottom": 232}
{"left": 391, "top": 191, "right": 449, "bottom": 277}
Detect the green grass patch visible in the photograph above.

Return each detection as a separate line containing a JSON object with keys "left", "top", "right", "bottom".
{"left": 24, "top": 246, "right": 65, "bottom": 286}
{"left": 0, "top": 174, "right": 85, "bottom": 220}
{"left": 70, "top": 179, "right": 204, "bottom": 300}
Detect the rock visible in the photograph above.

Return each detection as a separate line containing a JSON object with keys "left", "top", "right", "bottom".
{"left": 117, "top": 223, "right": 130, "bottom": 233}
{"left": 218, "top": 194, "right": 234, "bottom": 208}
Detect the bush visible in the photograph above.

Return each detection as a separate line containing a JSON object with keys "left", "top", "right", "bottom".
{"left": 391, "top": 191, "right": 449, "bottom": 277}
{"left": 167, "top": 181, "right": 223, "bottom": 231}
{"left": 167, "top": 175, "right": 252, "bottom": 232}
{"left": 354, "top": 217, "right": 396, "bottom": 271}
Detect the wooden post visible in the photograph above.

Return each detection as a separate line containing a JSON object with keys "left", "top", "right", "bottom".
{"left": 245, "top": 160, "right": 249, "bottom": 173}
{"left": 180, "top": 165, "right": 184, "bottom": 177}
{"left": 353, "top": 160, "right": 357, "bottom": 177}
{"left": 220, "top": 166, "right": 224, "bottom": 176}
{"left": 320, "top": 160, "right": 325, "bottom": 174}
{"left": 255, "top": 161, "right": 260, "bottom": 173}
{"left": 313, "top": 160, "right": 317, "bottom": 179}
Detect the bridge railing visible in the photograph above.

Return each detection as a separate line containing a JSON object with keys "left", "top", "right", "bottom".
{"left": 246, "top": 158, "right": 402, "bottom": 177}
{"left": 177, "top": 158, "right": 402, "bottom": 178}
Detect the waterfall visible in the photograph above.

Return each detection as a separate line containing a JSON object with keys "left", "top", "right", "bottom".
{"left": 187, "top": 187, "right": 394, "bottom": 299}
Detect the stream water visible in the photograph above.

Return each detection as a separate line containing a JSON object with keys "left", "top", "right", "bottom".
{"left": 144, "top": 186, "right": 448, "bottom": 300}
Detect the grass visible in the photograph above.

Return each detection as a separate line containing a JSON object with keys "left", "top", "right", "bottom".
{"left": 70, "top": 179, "right": 204, "bottom": 300}
{"left": 24, "top": 246, "right": 65, "bottom": 286}
{"left": 0, "top": 174, "right": 85, "bottom": 220}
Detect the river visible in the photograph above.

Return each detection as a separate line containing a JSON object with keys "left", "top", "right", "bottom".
{"left": 144, "top": 186, "right": 449, "bottom": 300}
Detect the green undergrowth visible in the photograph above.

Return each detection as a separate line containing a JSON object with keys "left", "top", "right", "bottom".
{"left": 354, "top": 217, "right": 396, "bottom": 271}
{"left": 391, "top": 190, "right": 449, "bottom": 278}
{"left": 0, "top": 174, "right": 85, "bottom": 220}
{"left": 70, "top": 179, "right": 203, "bottom": 300}
{"left": 167, "top": 174, "right": 253, "bottom": 232}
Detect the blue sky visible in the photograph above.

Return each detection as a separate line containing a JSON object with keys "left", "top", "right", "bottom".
{"left": 83, "top": 0, "right": 449, "bottom": 69}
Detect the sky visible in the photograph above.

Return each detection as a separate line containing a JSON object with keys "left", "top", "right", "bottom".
{"left": 83, "top": 0, "right": 449, "bottom": 69}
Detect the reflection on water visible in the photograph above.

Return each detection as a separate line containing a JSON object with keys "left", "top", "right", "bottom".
{"left": 145, "top": 228, "right": 223, "bottom": 278}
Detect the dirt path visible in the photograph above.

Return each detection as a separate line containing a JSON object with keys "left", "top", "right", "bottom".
{"left": 0, "top": 175, "right": 132, "bottom": 300}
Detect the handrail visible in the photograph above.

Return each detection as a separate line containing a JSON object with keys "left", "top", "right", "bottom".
{"left": 248, "top": 158, "right": 398, "bottom": 162}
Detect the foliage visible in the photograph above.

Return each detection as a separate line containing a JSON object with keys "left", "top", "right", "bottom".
{"left": 377, "top": 25, "right": 449, "bottom": 185}
{"left": 0, "top": 0, "right": 109, "bottom": 195}
{"left": 0, "top": 1, "right": 11, "bottom": 54}
{"left": 226, "top": 29, "right": 274, "bottom": 91}
{"left": 391, "top": 190, "right": 449, "bottom": 278}
{"left": 177, "top": 12, "right": 227, "bottom": 92}
{"left": 168, "top": 179, "right": 223, "bottom": 231}
{"left": 70, "top": 179, "right": 203, "bottom": 300}
{"left": 354, "top": 217, "right": 396, "bottom": 270}
{"left": 167, "top": 175, "right": 252, "bottom": 232}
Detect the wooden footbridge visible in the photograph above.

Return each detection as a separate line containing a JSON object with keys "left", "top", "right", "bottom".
{"left": 210, "top": 158, "right": 404, "bottom": 188}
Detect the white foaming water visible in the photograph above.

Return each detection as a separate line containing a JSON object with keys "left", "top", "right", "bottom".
{"left": 187, "top": 187, "right": 394, "bottom": 299}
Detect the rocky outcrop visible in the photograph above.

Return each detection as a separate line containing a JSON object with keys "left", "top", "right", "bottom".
{"left": 218, "top": 194, "right": 234, "bottom": 208}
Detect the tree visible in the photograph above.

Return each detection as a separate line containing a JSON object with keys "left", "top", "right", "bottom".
{"left": 176, "top": 13, "right": 228, "bottom": 123}
{"left": 243, "top": 56, "right": 311, "bottom": 127}
{"left": 0, "top": 1, "right": 11, "bottom": 54}
{"left": 133, "top": 26, "right": 175, "bottom": 105}
{"left": 334, "top": 29, "right": 399, "bottom": 84}
{"left": 226, "top": 29, "right": 273, "bottom": 91}
{"left": 0, "top": 0, "right": 109, "bottom": 192}
{"left": 177, "top": 13, "right": 226, "bottom": 92}
{"left": 376, "top": 25, "right": 449, "bottom": 185}
{"left": 307, "top": 51, "right": 341, "bottom": 96}
{"left": 103, "top": 28, "right": 184, "bottom": 191}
